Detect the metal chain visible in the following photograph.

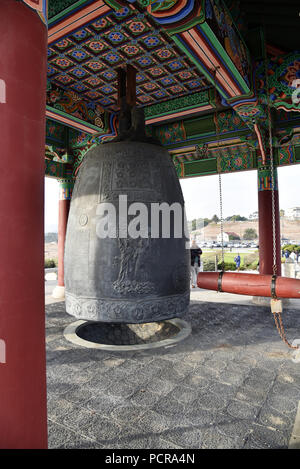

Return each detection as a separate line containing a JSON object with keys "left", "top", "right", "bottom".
{"left": 213, "top": 67, "right": 225, "bottom": 270}
{"left": 218, "top": 170, "right": 225, "bottom": 269}
{"left": 273, "top": 312, "right": 299, "bottom": 350}
{"left": 265, "top": 60, "right": 277, "bottom": 276}
{"left": 264, "top": 54, "right": 298, "bottom": 349}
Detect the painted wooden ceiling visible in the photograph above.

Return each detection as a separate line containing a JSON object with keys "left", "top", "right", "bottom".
{"left": 47, "top": 3, "right": 211, "bottom": 113}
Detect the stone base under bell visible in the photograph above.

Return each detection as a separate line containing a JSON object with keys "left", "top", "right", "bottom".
{"left": 65, "top": 291, "right": 190, "bottom": 324}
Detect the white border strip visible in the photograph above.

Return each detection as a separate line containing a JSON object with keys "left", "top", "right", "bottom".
{"left": 64, "top": 318, "right": 191, "bottom": 352}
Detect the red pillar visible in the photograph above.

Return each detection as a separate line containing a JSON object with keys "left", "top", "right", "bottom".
{"left": 58, "top": 199, "right": 70, "bottom": 287}
{"left": 0, "top": 1, "right": 48, "bottom": 448}
{"left": 258, "top": 168, "right": 281, "bottom": 276}
{"left": 52, "top": 180, "right": 73, "bottom": 299}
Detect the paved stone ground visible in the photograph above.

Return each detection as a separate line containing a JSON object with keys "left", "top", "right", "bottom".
{"left": 46, "top": 299, "right": 300, "bottom": 449}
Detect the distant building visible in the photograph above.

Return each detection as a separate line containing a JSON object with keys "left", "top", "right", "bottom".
{"left": 249, "top": 211, "right": 258, "bottom": 220}
{"left": 217, "top": 232, "right": 240, "bottom": 242}
{"left": 286, "top": 207, "right": 300, "bottom": 219}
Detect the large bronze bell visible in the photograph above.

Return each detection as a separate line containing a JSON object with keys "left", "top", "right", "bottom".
{"left": 64, "top": 105, "right": 190, "bottom": 323}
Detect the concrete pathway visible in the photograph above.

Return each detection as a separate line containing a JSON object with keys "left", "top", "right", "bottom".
{"left": 46, "top": 292, "right": 300, "bottom": 449}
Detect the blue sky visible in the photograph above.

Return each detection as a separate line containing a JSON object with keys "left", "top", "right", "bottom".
{"left": 45, "top": 164, "right": 300, "bottom": 232}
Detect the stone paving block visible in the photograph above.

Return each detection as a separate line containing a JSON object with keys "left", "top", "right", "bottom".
{"left": 115, "top": 363, "right": 154, "bottom": 386}
{"left": 45, "top": 327, "right": 63, "bottom": 344}
{"left": 257, "top": 405, "right": 293, "bottom": 431}
{"left": 204, "top": 358, "right": 228, "bottom": 372}
{"left": 192, "top": 390, "right": 229, "bottom": 411}
{"left": 244, "top": 366, "right": 277, "bottom": 386}
{"left": 47, "top": 363, "right": 73, "bottom": 381}
{"left": 226, "top": 399, "right": 260, "bottom": 420}
{"left": 271, "top": 382, "right": 300, "bottom": 401}
{"left": 107, "top": 360, "right": 140, "bottom": 378}
{"left": 154, "top": 364, "right": 192, "bottom": 384}
{"left": 276, "top": 369, "right": 300, "bottom": 386}
{"left": 102, "top": 357, "right": 126, "bottom": 368}
{"left": 79, "top": 414, "right": 123, "bottom": 444}
{"left": 62, "top": 351, "right": 104, "bottom": 371}
{"left": 184, "top": 407, "right": 219, "bottom": 428}
{"left": 60, "top": 384, "right": 98, "bottom": 406}
{"left": 46, "top": 300, "right": 300, "bottom": 449}
{"left": 190, "top": 364, "right": 220, "bottom": 381}
{"left": 143, "top": 358, "right": 175, "bottom": 377}
{"left": 128, "top": 387, "right": 163, "bottom": 408}
{"left": 182, "top": 350, "right": 207, "bottom": 366}
{"left": 105, "top": 377, "right": 139, "bottom": 399}
{"left": 47, "top": 381, "right": 73, "bottom": 397}
{"left": 61, "top": 404, "right": 96, "bottom": 432}
{"left": 205, "top": 380, "right": 238, "bottom": 399}
{"left": 86, "top": 373, "right": 122, "bottom": 394}
{"left": 182, "top": 373, "right": 210, "bottom": 391}
{"left": 104, "top": 434, "right": 184, "bottom": 449}
{"left": 245, "top": 423, "right": 289, "bottom": 449}
{"left": 47, "top": 398, "right": 74, "bottom": 422}
{"left": 143, "top": 377, "right": 176, "bottom": 396}
{"left": 48, "top": 420, "right": 79, "bottom": 448}
{"left": 110, "top": 404, "right": 147, "bottom": 425}
{"left": 125, "top": 410, "right": 177, "bottom": 438}
{"left": 215, "top": 418, "right": 254, "bottom": 447}
{"left": 84, "top": 393, "right": 124, "bottom": 416}
{"left": 170, "top": 360, "right": 195, "bottom": 377}
{"left": 47, "top": 337, "right": 74, "bottom": 352}
{"left": 266, "top": 394, "right": 298, "bottom": 415}
{"left": 234, "top": 384, "right": 269, "bottom": 407}
{"left": 162, "top": 427, "right": 203, "bottom": 449}
{"left": 62, "top": 438, "right": 104, "bottom": 449}
{"left": 201, "top": 427, "right": 241, "bottom": 449}
{"left": 153, "top": 396, "right": 190, "bottom": 424}
{"left": 167, "top": 384, "right": 199, "bottom": 405}
{"left": 217, "top": 369, "right": 246, "bottom": 387}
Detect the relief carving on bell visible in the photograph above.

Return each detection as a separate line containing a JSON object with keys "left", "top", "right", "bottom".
{"left": 64, "top": 69, "right": 190, "bottom": 323}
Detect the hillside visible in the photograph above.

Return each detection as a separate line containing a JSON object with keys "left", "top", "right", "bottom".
{"left": 192, "top": 218, "right": 300, "bottom": 242}
{"left": 45, "top": 242, "right": 58, "bottom": 260}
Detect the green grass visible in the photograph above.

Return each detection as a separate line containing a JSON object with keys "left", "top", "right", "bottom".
{"left": 201, "top": 250, "right": 258, "bottom": 267}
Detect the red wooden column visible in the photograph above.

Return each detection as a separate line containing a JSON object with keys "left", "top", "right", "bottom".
{"left": 52, "top": 180, "right": 73, "bottom": 299}
{"left": 0, "top": 0, "right": 48, "bottom": 448}
{"left": 258, "top": 167, "right": 281, "bottom": 276}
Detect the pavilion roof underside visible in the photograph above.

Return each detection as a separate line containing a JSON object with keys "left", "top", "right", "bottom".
{"left": 47, "top": 4, "right": 212, "bottom": 116}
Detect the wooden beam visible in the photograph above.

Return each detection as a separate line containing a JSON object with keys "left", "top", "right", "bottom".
{"left": 117, "top": 68, "right": 126, "bottom": 107}
{"left": 126, "top": 64, "right": 136, "bottom": 108}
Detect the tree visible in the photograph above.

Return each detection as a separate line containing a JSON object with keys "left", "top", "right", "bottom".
{"left": 211, "top": 214, "right": 219, "bottom": 223}
{"left": 227, "top": 214, "right": 248, "bottom": 221}
{"left": 280, "top": 209, "right": 285, "bottom": 217}
{"left": 243, "top": 228, "right": 257, "bottom": 240}
{"left": 192, "top": 219, "right": 197, "bottom": 231}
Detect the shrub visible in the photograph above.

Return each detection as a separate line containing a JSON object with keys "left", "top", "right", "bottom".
{"left": 244, "top": 253, "right": 259, "bottom": 268}
{"left": 217, "top": 262, "right": 237, "bottom": 271}
{"left": 45, "top": 258, "right": 57, "bottom": 268}
{"left": 282, "top": 244, "right": 300, "bottom": 254}
{"left": 203, "top": 259, "right": 216, "bottom": 271}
